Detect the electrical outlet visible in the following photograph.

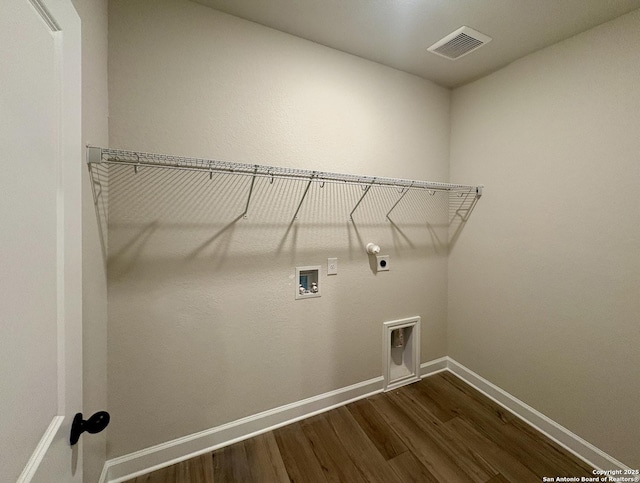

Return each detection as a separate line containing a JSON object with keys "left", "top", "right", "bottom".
{"left": 376, "top": 255, "right": 390, "bottom": 271}
{"left": 327, "top": 258, "right": 338, "bottom": 275}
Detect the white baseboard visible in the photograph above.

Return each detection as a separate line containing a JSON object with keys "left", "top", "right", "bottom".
{"left": 101, "top": 356, "right": 631, "bottom": 482}
{"left": 445, "top": 358, "right": 632, "bottom": 473}
{"left": 101, "top": 376, "right": 384, "bottom": 483}
{"left": 420, "top": 356, "right": 448, "bottom": 378}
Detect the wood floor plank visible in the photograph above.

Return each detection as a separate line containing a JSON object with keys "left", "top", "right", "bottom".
{"left": 368, "top": 392, "right": 476, "bottom": 483}
{"left": 347, "top": 398, "right": 408, "bottom": 460}
{"left": 386, "top": 388, "right": 499, "bottom": 482}
{"left": 300, "top": 413, "right": 368, "bottom": 483}
{"left": 325, "top": 406, "right": 405, "bottom": 483}
{"left": 243, "top": 432, "right": 289, "bottom": 483}
{"left": 130, "top": 453, "right": 213, "bottom": 483}
{"left": 445, "top": 416, "right": 542, "bottom": 482}
{"left": 130, "top": 465, "right": 174, "bottom": 483}
{"left": 424, "top": 374, "right": 592, "bottom": 478}
{"left": 403, "top": 379, "right": 459, "bottom": 423}
{"left": 485, "top": 473, "right": 512, "bottom": 483}
{"left": 274, "top": 422, "right": 328, "bottom": 483}
{"left": 498, "top": 420, "right": 587, "bottom": 477}
{"left": 212, "top": 441, "right": 252, "bottom": 482}
{"left": 387, "top": 449, "right": 440, "bottom": 483}
{"left": 509, "top": 417, "right": 593, "bottom": 475}
{"left": 422, "top": 373, "right": 514, "bottom": 439}
{"left": 185, "top": 454, "right": 214, "bottom": 483}
{"left": 425, "top": 374, "right": 553, "bottom": 475}
{"left": 423, "top": 372, "right": 512, "bottom": 425}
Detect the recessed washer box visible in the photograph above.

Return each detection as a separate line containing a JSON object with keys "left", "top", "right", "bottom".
{"left": 295, "top": 266, "right": 321, "bottom": 299}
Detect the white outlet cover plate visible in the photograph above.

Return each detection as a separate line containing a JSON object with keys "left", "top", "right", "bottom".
{"left": 327, "top": 258, "right": 338, "bottom": 275}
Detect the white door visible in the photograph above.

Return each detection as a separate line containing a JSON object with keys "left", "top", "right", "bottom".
{"left": 0, "top": 0, "right": 82, "bottom": 481}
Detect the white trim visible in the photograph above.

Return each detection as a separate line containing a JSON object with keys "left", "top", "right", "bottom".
{"left": 17, "top": 416, "right": 64, "bottom": 483}
{"left": 445, "top": 358, "right": 632, "bottom": 473}
{"left": 382, "top": 317, "right": 421, "bottom": 391}
{"left": 27, "top": 0, "right": 60, "bottom": 31}
{"left": 98, "top": 464, "right": 109, "bottom": 483}
{"left": 102, "top": 376, "right": 384, "bottom": 483}
{"left": 100, "top": 356, "right": 632, "bottom": 482}
{"left": 420, "top": 356, "right": 449, "bottom": 378}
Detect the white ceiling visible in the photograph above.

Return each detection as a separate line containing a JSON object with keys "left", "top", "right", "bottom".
{"left": 193, "top": 0, "right": 640, "bottom": 88}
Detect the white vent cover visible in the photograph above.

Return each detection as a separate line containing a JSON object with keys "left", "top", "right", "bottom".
{"left": 427, "top": 26, "right": 492, "bottom": 60}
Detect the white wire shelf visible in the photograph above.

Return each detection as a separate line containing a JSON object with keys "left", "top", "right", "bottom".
{"left": 86, "top": 146, "right": 482, "bottom": 226}
{"left": 87, "top": 146, "right": 483, "bottom": 194}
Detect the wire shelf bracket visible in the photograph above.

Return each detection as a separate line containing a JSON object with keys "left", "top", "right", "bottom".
{"left": 349, "top": 178, "right": 376, "bottom": 221}
{"left": 292, "top": 173, "right": 316, "bottom": 222}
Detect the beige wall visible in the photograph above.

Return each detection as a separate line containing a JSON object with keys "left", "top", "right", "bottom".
{"left": 107, "top": 0, "right": 450, "bottom": 458}
{"left": 71, "top": 0, "right": 109, "bottom": 480}
{"left": 448, "top": 9, "right": 640, "bottom": 468}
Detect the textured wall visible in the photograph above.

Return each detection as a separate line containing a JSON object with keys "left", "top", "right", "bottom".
{"left": 448, "top": 9, "right": 640, "bottom": 468}
{"left": 70, "top": 0, "right": 109, "bottom": 480}
{"left": 107, "top": 0, "right": 451, "bottom": 458}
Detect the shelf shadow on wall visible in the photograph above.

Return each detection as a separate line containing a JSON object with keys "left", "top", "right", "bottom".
{"left": 95, "top": 163, "right": 479, "bottom": 272}
{"left": 386, "top": 187, "right": 450, "bottom": 255}
{"left": 187, "top": 213, "right": 245, "bottom": 260}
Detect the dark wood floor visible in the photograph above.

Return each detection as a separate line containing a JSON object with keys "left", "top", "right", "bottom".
{"left": 126, "top": 372, "right": 593, "bottom": 482}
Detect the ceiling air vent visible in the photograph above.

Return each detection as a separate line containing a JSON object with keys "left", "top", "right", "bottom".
{"left": 427, "top": 26, "right": 492, "bottom": 60}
